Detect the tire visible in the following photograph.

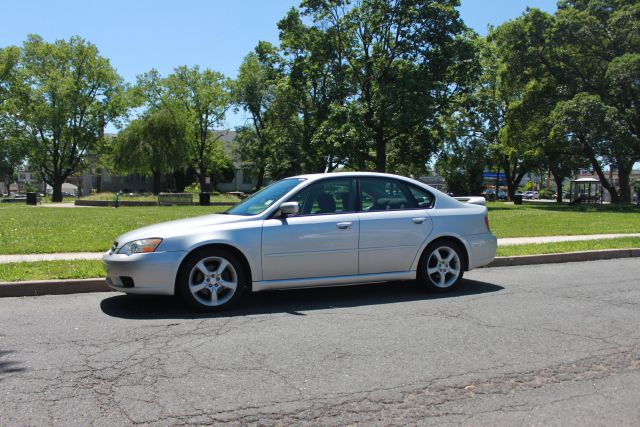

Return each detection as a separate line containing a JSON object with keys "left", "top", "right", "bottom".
{"left": 418, "top": 240, "right": 465, "bottom": 292}
{"left": 177, "top": 248, "right": 246, "bottom": 311}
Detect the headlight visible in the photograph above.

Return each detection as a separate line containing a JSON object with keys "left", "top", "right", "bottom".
{"left": 117, "top": 238, "right": 163, "bottom": 255}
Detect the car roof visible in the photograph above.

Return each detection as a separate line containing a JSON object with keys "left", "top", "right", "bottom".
{"left": 290, "top": 171, "right": 416, "bottom": 182}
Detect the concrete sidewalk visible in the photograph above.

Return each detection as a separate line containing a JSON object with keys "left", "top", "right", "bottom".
{"left": 0, "top": 252, "right": 105, "bottom": 264}
{"left": 1, "top": 233, "right": 639, "bottom": 264}
{"left": 498, "top": 233, "right": 640, "bottom": 246}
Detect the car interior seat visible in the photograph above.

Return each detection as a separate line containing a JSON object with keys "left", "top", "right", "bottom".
{"left": 315, "top": 192, "right": 336, "bottom": 214}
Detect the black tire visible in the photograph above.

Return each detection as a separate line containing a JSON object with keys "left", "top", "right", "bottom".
{"left": 418, "top": 240, "right": 465, "bottom": 292}
{"left": 176, "top": 248, "right": 247, "bottom": 312}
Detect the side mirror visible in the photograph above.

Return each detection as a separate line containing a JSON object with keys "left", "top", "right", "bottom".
{"left": 278, "top": 201, "right": 299, "bottom": 217}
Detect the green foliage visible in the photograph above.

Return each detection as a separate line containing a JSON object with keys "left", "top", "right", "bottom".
{"left": 112, "top": 108, "right": 187, "bottom": 193}
{"left": 163, "top": 66, "right": 232, "bottom": 192}
{"left": 3, "top": 35, "right": 128, "bottom": 202}
{"left": 182, "top": 182, "right": 200, "bottom": 194}
{"left": 298, "top": 0, "right": 477, "bottom": 173}
{"left": 538, "top": 188, "right": 555, "bottom": 199}
{"left": 206, "top": 134, "right": 234, "bottom": 188}
{"left": 435, "top": 138, "right": 486, "bottom": 196}
{"left": 234, "top": 48, "right": 303, "bottom": 189}
{"left": 493, "top": 1, "right": 640, "bottom": 204}
{"left": 235, "top": 0, "right": 478, "bottom": 182}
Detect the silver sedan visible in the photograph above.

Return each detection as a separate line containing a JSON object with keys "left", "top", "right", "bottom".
{"left": 103, "top": 172, "right": 497, "bottom": 311}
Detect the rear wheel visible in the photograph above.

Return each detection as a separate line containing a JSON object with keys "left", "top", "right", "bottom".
{"left": 418, "top": 240, "right": 465, "bottom": 292}
{"left": 177, "top": 249, "right": 246, "bottom": 311}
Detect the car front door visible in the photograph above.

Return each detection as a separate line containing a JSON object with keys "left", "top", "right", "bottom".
{"left": 261, "top": 178, "right": 359, "bottom": 281}
{"left": 357, "top": 177, "right": 434, "bottom": 274}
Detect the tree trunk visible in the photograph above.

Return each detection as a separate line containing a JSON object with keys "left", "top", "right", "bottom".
{"left": 618, "top": 165, "right": 632, "bottom": 204}
{"left": 552, "top": 172, "right": 563, "bottom": 203}
{"left": 152, "top": 169, "right": 161, "bottom": 195}
{"left": 254, "top": 164, "right": 265, "bottom": 191}
{"left": 51, "top": 178, "right": 64, "bottom": 203}
{"left": 375, "top": 130, "right": 386, "bottom": 172}
{"left": 198, "top": 164, "right": 207, "bottom": 193}
{"left": 210, "top": 172, "right": 217, "bottom": 193}
{"left": 589, "top": 157, "right": 619, "bottom": 204}
{"left": 502, "top": 161, "right": 515, "bottom": 200}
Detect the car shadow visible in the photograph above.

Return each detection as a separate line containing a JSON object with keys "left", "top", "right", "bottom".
{"left": 99, "top": 279, "right": 504, "bottom": 320}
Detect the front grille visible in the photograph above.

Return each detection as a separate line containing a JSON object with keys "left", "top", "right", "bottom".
{"left": 120, "top": 276, "right": 134, "bottom": 288}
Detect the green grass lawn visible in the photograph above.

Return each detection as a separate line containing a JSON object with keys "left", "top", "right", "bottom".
{"left": 487, "top": 202, "right": 640, "bottom": 238}
{"left": 0, "top": 204, "right": 228, "bottom": 254}
{"left": 0, "top": 260, "right": 105, "bottom": 282}
{"left": 0, "top": 201, "right": 638, "bottom": 255}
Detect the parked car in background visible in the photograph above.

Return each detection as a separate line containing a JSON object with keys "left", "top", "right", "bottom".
{"left": 523, "top": 191, "right": 538, "bottom": 199}
{"left": 482, "top": 189, "right": 507, "bottom": 201}
{"left": 104, "top": 172, "right": 497, "bottom": 311}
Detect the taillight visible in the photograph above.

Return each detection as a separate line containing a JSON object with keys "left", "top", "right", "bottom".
{"left": 484, "top": 214, "right": 490, "bottom": 231}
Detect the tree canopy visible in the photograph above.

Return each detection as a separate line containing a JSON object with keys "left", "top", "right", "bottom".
{"left": 3, "top": 35, "right": 127, "bottom": 201}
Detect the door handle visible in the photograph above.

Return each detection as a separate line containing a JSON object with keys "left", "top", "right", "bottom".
{"left": 336, "top": 222, "right": 353, "bottom": 229}
{"left": 412, "top": 217, "right": 427, "bottom": 224}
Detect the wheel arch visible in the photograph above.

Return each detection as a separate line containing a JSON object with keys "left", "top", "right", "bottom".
{"left": 417, "top": 235, "right": 470, "bottom": 274}
{"left": 175, "top": 243, "right": 254, "bottom": 293}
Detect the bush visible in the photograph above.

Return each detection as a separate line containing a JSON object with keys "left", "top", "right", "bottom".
{"left": 183, "top": 182, "right": 200, "bottom": 194}
{"left": 538, "top": 188, "right": 556, "bottom": 199}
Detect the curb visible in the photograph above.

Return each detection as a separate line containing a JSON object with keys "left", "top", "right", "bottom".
{"left": 1, "top": 249, "right": 638, "bottom": 298}
{"left": 486, "top": 248, "right": 640, "bottom": 268}
{"left": 0, "top": 278, "right": 111, "bottom": 298}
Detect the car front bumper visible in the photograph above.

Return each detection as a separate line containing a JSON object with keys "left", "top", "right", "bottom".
{"left": 103, "top": 250, "right": 186, "bottom": 295}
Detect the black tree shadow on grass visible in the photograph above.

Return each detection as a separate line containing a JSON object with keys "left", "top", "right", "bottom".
{"left": 100, "top": 279, "right": 504, "bottom": 320}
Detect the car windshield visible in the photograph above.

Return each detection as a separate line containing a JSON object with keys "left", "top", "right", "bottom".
{"left": 226, "top": 178, "right": 306, "bottom": 216}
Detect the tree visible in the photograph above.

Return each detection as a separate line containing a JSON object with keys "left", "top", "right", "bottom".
{"left": 435, "top": 137, "right": 486, "bottom": 196}
{"left": 492, "top": 1, "right": 640, "bottom": 203}
{"left": 4, "top": 35, "right": 127, "bottom": 201}
{"left": 297, "top": 0, "right": 476, "bottom": 173}
{"left": 112, "top": 109, "right": 187, "bottom": 194}
{"left": 1, "top": 47, "right": 24, "bottom": 193}
{"left": 235, "top": 45, "right": 309, "bottom": 188}
{"left": 551, "top": 93, "right": 634, "bottom": 202}
{"left": 277, "top": 8, "right": 351, "bottom": 172}
{"left": 206, "top": 133, "right": 234, "bottom": 190}
{"left": 164, "top": 66, "right": 232, "bottom": 192}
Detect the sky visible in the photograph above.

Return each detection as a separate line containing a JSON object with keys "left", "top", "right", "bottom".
{"left": 1, "top": 0, "right": 558, "bottom": 129}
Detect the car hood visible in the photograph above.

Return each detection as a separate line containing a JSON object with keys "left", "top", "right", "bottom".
{"left": 112, "top": 214, "right": 249, "bottom": 249}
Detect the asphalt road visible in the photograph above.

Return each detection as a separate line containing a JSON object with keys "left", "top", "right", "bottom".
{"left": 1, "top": 259, "right": 639, "bottom": 425}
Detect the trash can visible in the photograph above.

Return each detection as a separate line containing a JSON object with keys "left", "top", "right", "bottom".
{"left": 513, "top": 194, "right": 523, "bottom": 205}
{"left": 199, "top": 192, "right": 211, "bottom": 206}
{"left": 26, "top": 192, "right": 37, "bottom": 206}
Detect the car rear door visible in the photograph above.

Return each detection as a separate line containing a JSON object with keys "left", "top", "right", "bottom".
{"left": 357, "top": 177, "right": 433, "bottom": 274}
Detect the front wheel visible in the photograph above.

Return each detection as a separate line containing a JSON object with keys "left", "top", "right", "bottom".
{"left": 418, "top": 240, "right": 465, "bottom": 292}
{"left": 177, "top": 249, "right": 246, "bottom": 311}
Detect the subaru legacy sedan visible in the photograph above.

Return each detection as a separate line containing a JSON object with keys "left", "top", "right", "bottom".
{"left": 104, "top": 172, "right": 496, "bottom": 311}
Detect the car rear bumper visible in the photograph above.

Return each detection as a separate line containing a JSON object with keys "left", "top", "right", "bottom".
{"left": 102, "top": 251, "right": 186, "bottom": 295}
{"left": 467, "top": 233, "right": 497, "bottom": 270}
